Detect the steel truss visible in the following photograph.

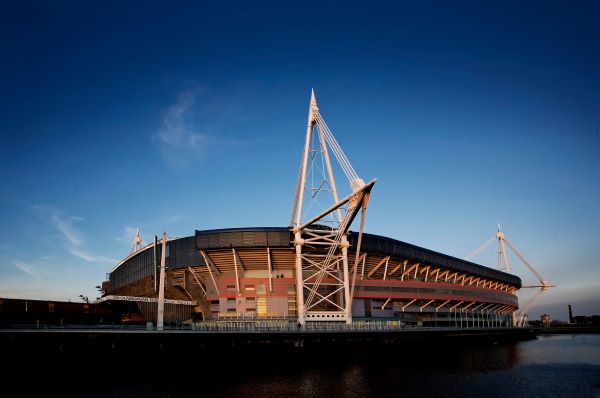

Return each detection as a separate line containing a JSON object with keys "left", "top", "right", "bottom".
{"left": 291, "top": 90, "right": 375, "bottom": 324}
{"left": 466, "top": 224, "right": 555, "bottom": 327}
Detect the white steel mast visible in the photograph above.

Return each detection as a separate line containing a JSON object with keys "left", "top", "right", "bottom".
{"left": 130, "top": 228, "right": 144, "bottom": 255}
{"left": 157, "top": 230, "right": 167, "bottom": 331}
{"left": 466, "top": 224, "right": 555, "bottom": 327}
{"left": 291, "top": 90, "right": 376, "bottom": 325}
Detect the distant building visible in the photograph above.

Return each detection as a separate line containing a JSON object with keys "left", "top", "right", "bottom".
{"left": 573, "top": 315, "right": 600, "bottom": 326}
{"left": 568, "top": 304, "right": 574, "bottom": 323}
{"left": 541, "top": 313, "right": 551, "bottom": 327}
{"left": 0, "top": 297, "right": 118, "bottom": 327}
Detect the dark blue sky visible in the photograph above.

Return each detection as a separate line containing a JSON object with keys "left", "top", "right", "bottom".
{"left": 1, "top": 1, "right": 598, "bottom": 319}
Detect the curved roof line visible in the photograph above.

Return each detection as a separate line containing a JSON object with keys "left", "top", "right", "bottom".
{"left": 194, "top": 226, "right": 521, "bottom": 287}
{"left": 111, "top": 226, "right": 521, "bottom": 287}
{"left": 348, "top": 231, "right": 521, "bottom": 287}
{"left": 108, "top": 236, "right": 179, "bottom": 274}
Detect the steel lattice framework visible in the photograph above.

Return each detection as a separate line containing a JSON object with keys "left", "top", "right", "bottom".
{"left": 290, "top": 90, "right": 375, "bottom": 324}
{"left": 466, "top": 224, "right": 555, "bottom": 326}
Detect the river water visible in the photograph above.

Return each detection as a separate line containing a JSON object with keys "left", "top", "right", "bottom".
{"left": 62, "top": 334, "right": 600, "bottom": 397}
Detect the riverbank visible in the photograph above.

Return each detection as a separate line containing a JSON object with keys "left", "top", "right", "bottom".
{"left": 4, "top": 325, "right": 597, "bottom": 366}
{"left": 535, "top": 326, "right": 600, "bottom": 334}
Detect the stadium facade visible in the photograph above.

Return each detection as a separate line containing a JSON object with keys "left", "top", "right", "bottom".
{"left": 100, "top": 91, "right": 521, "bottom": 328}
{"left": 102, "top": 227, "right": 520, "bottom": 326}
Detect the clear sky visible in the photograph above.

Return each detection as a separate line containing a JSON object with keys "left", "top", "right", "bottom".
{"left": 1, "top": 1, "right": 598, "bottom": 321}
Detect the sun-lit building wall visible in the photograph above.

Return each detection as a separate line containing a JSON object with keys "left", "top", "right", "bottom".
{"left": 105, "top": 227, "right": 521, "bottom": 325}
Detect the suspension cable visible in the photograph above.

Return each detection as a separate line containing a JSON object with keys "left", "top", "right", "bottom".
{"left": 314, "top": 113, "right": 359, "bottom": 183}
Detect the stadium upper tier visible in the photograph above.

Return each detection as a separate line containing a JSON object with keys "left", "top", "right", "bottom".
{"left": 195, "top": 227, "right": 521, "bottom": 287}
{"left": 108, "top": 227, "right": 520, "bottom": 289}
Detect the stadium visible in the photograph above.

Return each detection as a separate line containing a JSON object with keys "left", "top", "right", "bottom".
{"left": 99, "top": 92, "right": 521, "bottom": 329}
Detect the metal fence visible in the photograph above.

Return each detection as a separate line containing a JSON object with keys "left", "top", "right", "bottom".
{"left": 190, "top": 317, "right": 513, "bottom": 333}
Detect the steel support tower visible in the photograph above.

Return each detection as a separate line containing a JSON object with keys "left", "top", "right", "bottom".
{"left": 290, "top": 90, "right": 375, "bottom": 324}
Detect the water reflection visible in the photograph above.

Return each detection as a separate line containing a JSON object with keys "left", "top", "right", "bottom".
{"left": 211, "top": 335, "right": 599, "bottom": 398}
{"left": 517, "top": 334, "right": 600, "bottom": 365}
{"left": 10, "top": 334, "right": 600, "bottom": 398}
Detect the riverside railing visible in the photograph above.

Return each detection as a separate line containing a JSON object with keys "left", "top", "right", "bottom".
{"left": 0, "top": 313, "right": 514, "bottom": 332}
{"left": 190, "top": 317, "right": 513, "bottom": 333}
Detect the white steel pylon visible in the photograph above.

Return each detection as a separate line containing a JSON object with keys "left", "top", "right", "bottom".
{"left": 290, "top": 90, "right": 376, "bottom": 325}
{"left": 496, "top": 224, "right": 510, "bottom": 272}
{"left": 157, "top": 230, "right": 167, "bottom": 331}
{"left": 466, "top": 224, "right": 510, "bottom": 272}
{"left": 130, "top": 228, "right": 144, "bottom": 254}
{"left": 466, "top": 224, "right": 555, "bottom": 326}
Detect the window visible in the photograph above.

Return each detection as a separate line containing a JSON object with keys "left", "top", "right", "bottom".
{"left": 245, "top": 284, "right": 255, "bottom": 291}
{"left": 226, "top": 285, "right": 236, "bottom": 291}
